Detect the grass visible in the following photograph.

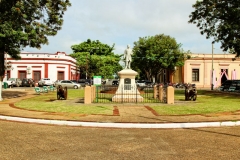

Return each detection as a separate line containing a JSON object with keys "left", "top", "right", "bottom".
{"left": 15, "top": 89, "right": 113, "bottom": 115}
{"left": 151, "top": 90, "right": 240, "bottom": 115}
{"left": 15, "top": 88, "right": 240, "bottom": 116}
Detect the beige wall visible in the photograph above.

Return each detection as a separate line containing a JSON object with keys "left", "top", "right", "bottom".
{"left": 183, "top": 54, "right": 240, "bottom": 89}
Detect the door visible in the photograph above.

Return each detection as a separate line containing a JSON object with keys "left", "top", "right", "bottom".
{"left": 58, "top": 71, "right": 64, "bottom": 80}
{"left": 221, "top": 69, "right": 228, "bottom": 84}
{"left": 33, "top": 71, "right": 41, "bottom": 82}
{"left": 19, "top": 71, "right": 26, "bottom": 80}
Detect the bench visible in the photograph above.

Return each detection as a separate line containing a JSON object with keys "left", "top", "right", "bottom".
{"left": 34, "top": 87, "right": 42, "bottom": 94}
{"left": 48, "top": 85, "right": 55, "bottom": 91}
{"left": 42, "top": 86, "right": 49, "bottom": 93}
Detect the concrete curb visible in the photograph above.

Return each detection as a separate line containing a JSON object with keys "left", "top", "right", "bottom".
{"left": 1, "top": 115, "right": 240, "bottom": 129}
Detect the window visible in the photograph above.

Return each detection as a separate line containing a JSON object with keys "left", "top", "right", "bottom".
{"left": 192, "top": 69, "right": 199, "bottom": 82}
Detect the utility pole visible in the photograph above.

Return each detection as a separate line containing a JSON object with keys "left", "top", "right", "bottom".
{"left": 211, "top": 43, "right": 214, "bottom": 90}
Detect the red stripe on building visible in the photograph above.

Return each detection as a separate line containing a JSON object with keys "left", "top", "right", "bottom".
{"left": 45, "top": 63, "right": 48, "bottom": 78}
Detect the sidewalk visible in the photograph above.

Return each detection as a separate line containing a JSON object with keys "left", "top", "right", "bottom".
{"left": 1, "top": 89, "right": 240, "bottom": 128}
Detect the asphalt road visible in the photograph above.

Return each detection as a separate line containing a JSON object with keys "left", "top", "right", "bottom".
{"left": 1, "top": 120, "right": 240, "bottom": 160}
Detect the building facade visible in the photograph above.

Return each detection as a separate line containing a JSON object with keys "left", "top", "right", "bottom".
{"left": 173, "top": 53, "right": 240, "bottom": 88}
{"left": 4, "top": 52, "right": 78, "bottom": 83}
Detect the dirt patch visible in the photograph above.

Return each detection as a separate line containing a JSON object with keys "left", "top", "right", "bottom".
{"left": 2, "top": 91, "right": 27, "bottom": 99}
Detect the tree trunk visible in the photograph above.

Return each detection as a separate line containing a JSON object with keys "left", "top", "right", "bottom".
{"left": 0, "top": 49, "right": 5, "bottom": 101}
{"left": 0, "top": 49, "right": 5, "bottom": 77}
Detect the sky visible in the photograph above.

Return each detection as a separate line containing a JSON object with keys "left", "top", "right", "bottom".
{"left": 24, "top": 0, "right": 225, "bottom": 55}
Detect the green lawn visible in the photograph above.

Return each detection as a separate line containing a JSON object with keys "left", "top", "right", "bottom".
{"left": 15, "top": 89, "right": 113, "bottom": 115}
{"left": 151, "top": 90, "right": 240, "bottom": 115}
{"left": 15, "top": 88, "right": 240, "bottom": 116}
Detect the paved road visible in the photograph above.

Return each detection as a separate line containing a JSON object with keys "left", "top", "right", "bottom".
{"left": 1, "top": 120, "right": 240, "bottom": 160}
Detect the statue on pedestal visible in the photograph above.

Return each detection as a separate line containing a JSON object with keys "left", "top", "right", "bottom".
{"left": 123, "top": 45, "right": 133, "bottom": 69}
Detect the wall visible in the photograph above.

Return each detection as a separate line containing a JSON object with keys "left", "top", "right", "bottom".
{"left": 183, "top": 53, "right": 240, "bottom": 88}
{"left": 5, "top": 52, "right": 78, "bottom": 82}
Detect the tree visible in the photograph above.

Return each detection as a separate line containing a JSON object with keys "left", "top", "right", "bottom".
{"left": 132, "top": 34, "right": 190, "bottom": 82}
{"left": 70, "top": 39, "right": 122, "bottom": 79}
{"left": 189, "top": 0, "right": 240, "bottom": 57}
{"left": 0, "top": 0, "right": 71, "bottom": 100}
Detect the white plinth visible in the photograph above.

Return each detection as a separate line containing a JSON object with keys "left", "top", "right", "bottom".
{"left": 112, "top": 69, "right": 143, "bottom": 102}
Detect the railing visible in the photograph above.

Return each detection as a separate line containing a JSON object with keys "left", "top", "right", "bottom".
{"left": 91, "top": 85, "right": 167, "bottom": 103}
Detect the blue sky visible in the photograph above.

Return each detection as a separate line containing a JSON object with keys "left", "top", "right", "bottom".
{"left": 24, "top": 0, "right": 224, "bottom": 55}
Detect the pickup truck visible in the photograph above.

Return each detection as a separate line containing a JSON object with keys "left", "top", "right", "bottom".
{"left": 3, "top": 80, "right": 13, "bottom": 88}
{"left": 38, "top": 78, "right": 53, "bottom": 87}
{"left": 7, "top": 78, "right": 22, "bottom": 87}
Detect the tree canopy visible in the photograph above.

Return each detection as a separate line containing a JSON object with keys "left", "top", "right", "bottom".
{"left": 0, "top": 0, "right": 71, "bottom": 78}
{"left": 70, "top": 39, "right": 122, "bottom": 79}
{"left": 132, "top": 34, "right": 190, "bottom": 81}
{"left": 189, "top": 0, "right": 240, "bottom": 57}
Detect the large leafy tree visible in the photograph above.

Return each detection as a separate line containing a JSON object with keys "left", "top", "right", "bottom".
{"left": 132, "top": 34, "right": 190, "bottom": 81}
{"left": 189, "top": 0, "right": 240, "bottom": 57}
{"left": 70, "top": 39, "right": 122, "bottom": 79}
{"left": 0, "top": 0, "right": 71, "bottom": 79}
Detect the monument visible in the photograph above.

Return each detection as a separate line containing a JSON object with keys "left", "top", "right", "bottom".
{"left": 112, "top": 45, "right": 143, "bottom": 102}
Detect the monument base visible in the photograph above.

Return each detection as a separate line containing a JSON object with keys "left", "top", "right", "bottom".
{"left": 112, "top": 94, "right": 143, "bottom": 102}
{"left": 112, "top": 69, "right": 143, "bottom": 103}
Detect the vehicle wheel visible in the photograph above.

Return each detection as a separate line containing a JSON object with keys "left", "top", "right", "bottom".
{"left": 73, "top": 85, "right": 78, "bottom": 89}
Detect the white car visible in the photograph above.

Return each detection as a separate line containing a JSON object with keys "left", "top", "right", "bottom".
{"left": 38, "top": 78, "right": 53, "bottom": 87}
{"left": 7, "top": 78, "right": 22, "bottom": 87}
{"left": 3, "top": 80, "right": 13, "bottom": 88}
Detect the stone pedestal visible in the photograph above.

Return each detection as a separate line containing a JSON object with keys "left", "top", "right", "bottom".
{"left": 112, "top": 69, "right": 143, "bottom": 102}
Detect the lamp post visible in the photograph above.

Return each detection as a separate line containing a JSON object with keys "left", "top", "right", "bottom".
{"left": 211, "top": 43, "right": 214, "bottom": 90}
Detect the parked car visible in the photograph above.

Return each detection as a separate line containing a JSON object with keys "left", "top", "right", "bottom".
{"left": 175, "top": 83, "right": 186, "bottom": 88}
{"left": 77, "top": 79, "right": 91, "bottom": 87}
{"left": 112, "top": 80, "right": 119, "bottom": 85}
{"left": 53, "top": 80, "right": 61, "bottom": 87}
{"left": 38, "top": 78, "right": 53, "bottom": 87}
{"left": 3, "top": 79, "right": 13, "bottom": 88}
{"left": 70, "top": 80, "right": 78, "bottom": 83}
{"left": 21, "top": 78, "right": 35, "bottom": 87}
{"left": 55, "top": 80, "right": 81, "bottom": 89}
{"left": 7, "top": 78, "right": 22, "bottom": 87}
{"left": 136, "top": 80, "right": 153, "bottom": 87}
{"left": 219, "top": 80, "right": 240, "bottom": 91}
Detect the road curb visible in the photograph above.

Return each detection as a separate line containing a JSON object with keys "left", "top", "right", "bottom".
{"left": 1, "top": 115, "right": 240, "bottom": 129}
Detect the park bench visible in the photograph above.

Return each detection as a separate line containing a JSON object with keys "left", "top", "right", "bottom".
{"left": 48, "top": 85, "right": 55, "bottom": 91}
{"left": 34, "top": 87, "right": 42, "bottom": 94}
{"left": 42, "top": 86, "right": 49, "bottom": 93}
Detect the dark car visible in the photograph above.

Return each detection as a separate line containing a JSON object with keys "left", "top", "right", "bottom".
{"left": 112, "top": 80, "right": 119, "bottom": 85}
{"left": 219, "top": 80, "right": 240, "bottom": 91}
{"left": 77, "top": 79, "right": 91, "bottom": 87}
{"left": 21, "top": 78, "right": 35, "bottom": 87}
{"left": 70, "top": 80, "right": 78, "bottom": 83}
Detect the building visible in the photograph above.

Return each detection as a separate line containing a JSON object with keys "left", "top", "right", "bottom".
{"left": 4, "top": 52, "right": 79, "bottom": 83}
{"left": 172, "top": 53, "right": 240, "bottom": 88}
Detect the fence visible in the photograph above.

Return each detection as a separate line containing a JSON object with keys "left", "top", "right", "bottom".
{"left": 85, "top": 85, "right": 173, "bottom": 104}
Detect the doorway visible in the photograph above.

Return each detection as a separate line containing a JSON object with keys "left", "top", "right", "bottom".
{"left": 33, "top": 71, "right": 41, "bottom": 82}
{"left": 220, "top": 69, "right": 228, "bottom": 84}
